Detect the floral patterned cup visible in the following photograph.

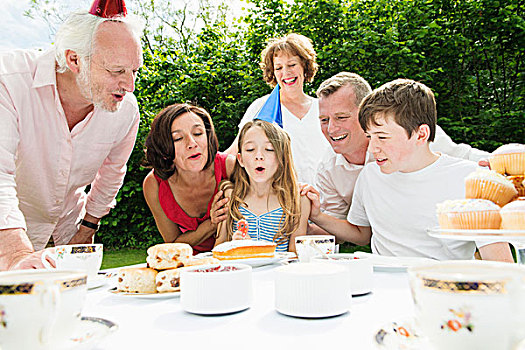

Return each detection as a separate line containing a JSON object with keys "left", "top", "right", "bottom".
{"left": 0, "top": 269, "right": 87, "bottom": 350}
{"left": 295, "top": 235, "right": 336, "bottom": 262}
{"left": 41, "top": 244, "right": 103, "bottom": 279}
{"left": 408, "top": 261, "right": 525, "bottom": 350}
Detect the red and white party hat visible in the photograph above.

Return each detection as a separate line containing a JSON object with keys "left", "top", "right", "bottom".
{"left": 89, "top": 0, "right": 127, "bottom": 18}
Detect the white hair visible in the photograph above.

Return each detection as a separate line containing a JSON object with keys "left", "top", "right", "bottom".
{"left": 54, "top": 11, "right": 145, "bottom": 73}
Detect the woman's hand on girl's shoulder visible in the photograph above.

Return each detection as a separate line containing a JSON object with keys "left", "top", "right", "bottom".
{"left": 210, "top": 188, "right": 232, "bottom": 225}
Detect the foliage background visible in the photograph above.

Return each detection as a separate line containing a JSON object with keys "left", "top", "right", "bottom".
{"left": 95, "top": 0, "right": 524, "bottom": 249}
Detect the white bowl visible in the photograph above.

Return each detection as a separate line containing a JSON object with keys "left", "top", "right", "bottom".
{"left": 180, "top": 264, "right": 252, "bottom": 315}
{"left": 312, "top": 253, "right": 373, "bottom": 295}
{"left": 274, "top": 263, "right": 351, "bottom": 318}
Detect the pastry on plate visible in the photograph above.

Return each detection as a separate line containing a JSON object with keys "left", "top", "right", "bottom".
{"left": 437, "top": 199, "right": 501, "bottom": 230}
{"left": 156, "top": 268, "right": 182, "bottom": 293}
{"left": 118, "top": 267, "right": 158, "bottom": 293}
{"left": 465, "top": 169, "right": 517, "bottom": 207}
{"left": 489, "top": 143, "right": 525, "bottom": 176}
{"left": 146, "top": 243, "right": 192, "bottom": 270}
{"left": 212, "top": 240, "right": 276, "bottom": 260}
{"left": 500, "top": 199, "right": 525, "bottom": 230}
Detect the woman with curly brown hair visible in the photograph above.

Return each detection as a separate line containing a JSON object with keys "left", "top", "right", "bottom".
{"left": 225, "top": 33, "right": 330, "bottom": 185}
{"left": 143, "top": 103, "right": 235, "bottom": 254}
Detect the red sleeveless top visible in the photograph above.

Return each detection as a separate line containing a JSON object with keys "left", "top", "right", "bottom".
{"left": 154, "top": 152, "right": 228, "bottom": 254}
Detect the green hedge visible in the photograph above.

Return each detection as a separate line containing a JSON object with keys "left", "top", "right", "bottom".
{"left": 97, "top": 0, "right": 524, "bottom": 249}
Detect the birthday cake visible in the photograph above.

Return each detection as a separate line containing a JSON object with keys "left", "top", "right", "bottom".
{"left": 212, "top": 240, "right": 277, "bottom": 260}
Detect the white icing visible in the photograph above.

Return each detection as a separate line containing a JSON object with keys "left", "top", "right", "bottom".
{"left": 212, "top": 240, "right": 276, "bottom": 252}
{"left": 492, "top": 143, "right": 525, "bottom": 155}
{"left": 466, "top": 169, "right": 515, "bottom": 188}
{"left": 437, "top": 199, "right": 500, "bottom": 213}
{"left": 501, "top": 200, "right": 525, "bottom": 213}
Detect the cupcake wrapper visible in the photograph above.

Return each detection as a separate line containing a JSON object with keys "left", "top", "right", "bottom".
{"left": 489, "top": 153, "right": 525, "bottom": 176}
{"left": 440, "top": 211, "right": 501, "bottom": 230}
{"left": 438, "top": 213, "right": 453, "bottom": 229}
{"left": 465, "top": 179, "right": 518, "bottom": 207}
{"left": 501, "top": 212, "right": 525, "bottom": 230}
{"left": 489, "top": 156, "right": 507, "bottom": 175}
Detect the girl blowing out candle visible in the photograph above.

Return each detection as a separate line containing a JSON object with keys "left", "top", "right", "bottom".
{"left": 215, "top": 120, "right": 310, "bottom": 253}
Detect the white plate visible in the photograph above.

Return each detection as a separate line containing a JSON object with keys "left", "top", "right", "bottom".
{"left": 87, "top": 274, "right": 108, "bottom": 290}
{"left": 354, "top": 252, "right": 434, "bottom": 272}
{"left": 57, "top": 316, "right": 118, "bottom": 350}
{"left": 374, "top": 318, "right": 432, "bottom": 349}
{"left": 195, "top": 252, "right": 295, "bottom": 267}
{"left": 427, "top": 226, "right": 525, "bottom": 243}
{"left": 108, "top": 287, "right": 180, "bottom": 299}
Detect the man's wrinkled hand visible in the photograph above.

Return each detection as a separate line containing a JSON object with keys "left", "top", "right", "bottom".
{"left": 68, "top": 226, "right": 95, "bottom": 245}
{"left": 9, "top": 250, "right": 52, "bottom": 270}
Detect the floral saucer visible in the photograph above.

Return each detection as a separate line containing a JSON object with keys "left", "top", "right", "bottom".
{"left": 374, "top": 318, "right": 432, "bottom": 349}
{"left": 58, "top": 316, "right": 118, "bottom": 349}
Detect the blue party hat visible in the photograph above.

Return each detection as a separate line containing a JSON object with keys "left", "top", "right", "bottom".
{"left": 254, "top": 85, "right": 283, "bottom": 128}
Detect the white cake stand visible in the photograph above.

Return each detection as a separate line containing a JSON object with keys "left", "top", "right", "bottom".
{"left": 427, "top": 226, "right": 525, "bottom": 264}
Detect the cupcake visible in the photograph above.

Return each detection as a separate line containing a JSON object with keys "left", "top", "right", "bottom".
{"left": 465, "top": 169, "right": 518, "bottom": 206}
{"left": 500, "top": 199, "right": 525, "bottom": 230}
{"left": 489, "top": 143, "right": 525, "bottom": 175}
{"left": 437, "top": 199, "right": 501, "bottom": 230}
{"left": 507, "top": 175, "right": 525, "bottom": 197}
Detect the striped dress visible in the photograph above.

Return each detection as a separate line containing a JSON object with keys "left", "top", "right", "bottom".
{"left": 233, "top": 206, "right": 289, "bottom": 252}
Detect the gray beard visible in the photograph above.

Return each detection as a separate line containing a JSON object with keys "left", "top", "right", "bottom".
{"left": 76, "top": 67, "right": 93, "bottom": 101}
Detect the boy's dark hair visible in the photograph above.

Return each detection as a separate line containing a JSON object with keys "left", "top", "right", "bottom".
{"left": 358, "top": 79, "right": 436, "bottom": 141}
{"left": 143, "top": 103, "right": 218, "bottom": 180}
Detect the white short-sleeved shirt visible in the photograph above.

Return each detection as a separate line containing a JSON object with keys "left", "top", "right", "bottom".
{"left": 315, "top": 125, "right": 490, "bottom": 219}
{"left": 315, "top": 148, "right": 374, "bottom": 219}
{"left": 238, "top": 95, "right": 330, "bottom": 185}
{"left": 347, "top": 154, "right": 484, "bottom": 260}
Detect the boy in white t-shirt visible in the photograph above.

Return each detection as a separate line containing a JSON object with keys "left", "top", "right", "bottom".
{"left": 308, "top": 79, "right": 512, "bottom": 261}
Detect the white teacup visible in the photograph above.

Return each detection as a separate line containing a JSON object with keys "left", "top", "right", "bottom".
{"left": 0, "top": 269, "right": 87, "bottom": 350}
{"left": 312, "top": 253, "right": 373, "bottom": 295}
{"left": 408, "top": 261, "right": 525, "bottom": 350}
{"left": 295, "top": 235, "right": 335, "bottom": 262}
{"left": 41, "top": 244, "right": 103, "bottom": 279}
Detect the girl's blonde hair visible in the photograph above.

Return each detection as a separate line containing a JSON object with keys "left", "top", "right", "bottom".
{"left": 221, "top": 120, "right": 301, "bottom": 244}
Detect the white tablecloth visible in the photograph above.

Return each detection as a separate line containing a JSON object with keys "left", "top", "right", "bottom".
{"left": 84, "top": 265, "right": 415, "bottom": 350}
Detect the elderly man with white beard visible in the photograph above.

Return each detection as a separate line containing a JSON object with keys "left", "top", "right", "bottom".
{"left": 0, "top": 0, "right": 144, "bottom": 270}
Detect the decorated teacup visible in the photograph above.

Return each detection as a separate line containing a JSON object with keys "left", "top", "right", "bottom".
{"left": 41, "top": 243, "right": 103, "bottom": 279}
{"left": 295, "top": 235, "right": 336, "bottom": 262}
{"left": 0, "top": 269, "right": 87, "bottom": 350}
{"left": 408, "top": 260, "right": 525, "bottom": 350}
